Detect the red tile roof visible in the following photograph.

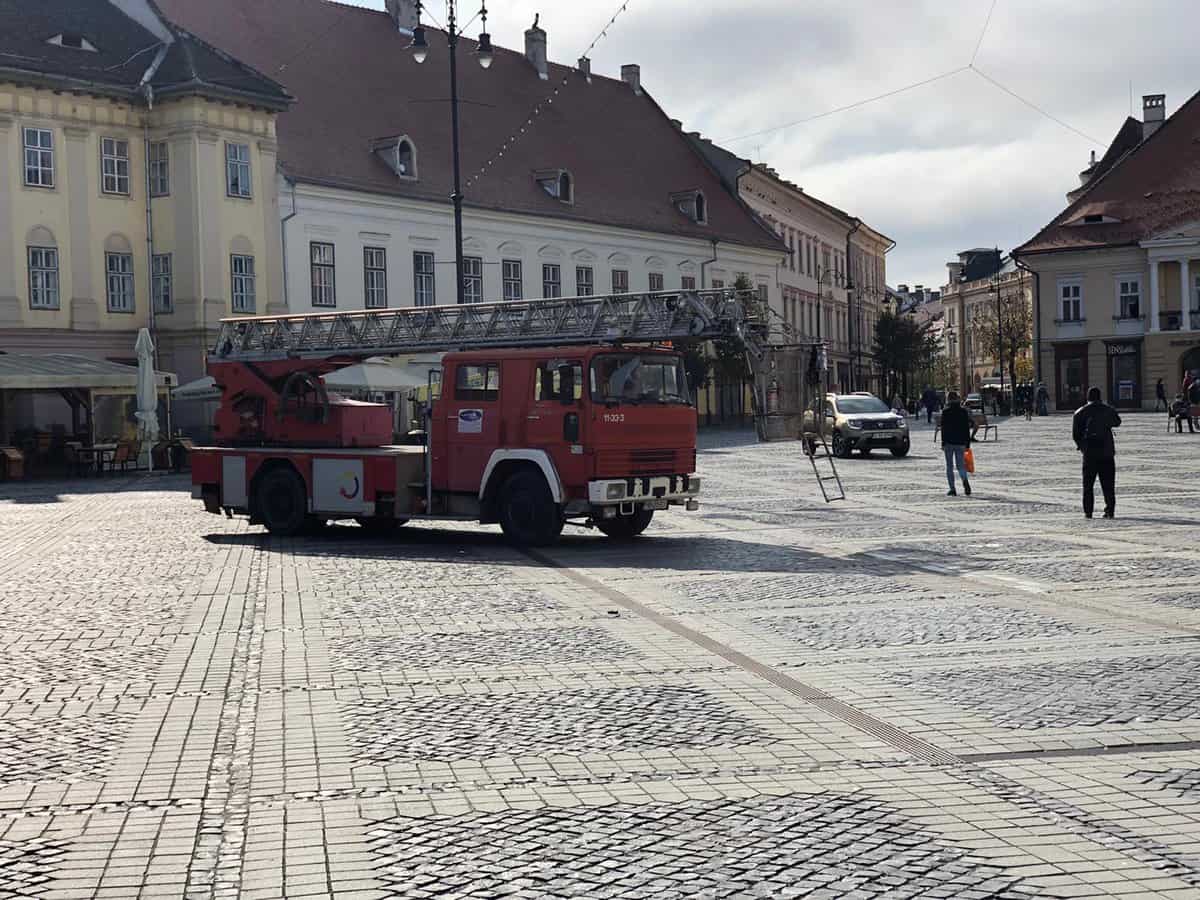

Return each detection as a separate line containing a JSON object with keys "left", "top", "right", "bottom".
{"left": 155, "top": 0, "right": 784, "bottom": 254}
{"left": 1017, "top": 89, "right": 1200, "bottom": 256}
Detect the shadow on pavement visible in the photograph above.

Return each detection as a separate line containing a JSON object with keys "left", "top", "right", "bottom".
{"left": 0, "top": 473, "right": 191, "bottom": 504}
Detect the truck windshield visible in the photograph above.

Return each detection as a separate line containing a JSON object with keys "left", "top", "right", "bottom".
{"left": 836, "top": 396, "right": 890, "bottom": 414}
{"left": 591, "top": 354, "right": 691, "bottom": 406}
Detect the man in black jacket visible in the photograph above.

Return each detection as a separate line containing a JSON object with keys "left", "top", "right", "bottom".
{"left": 1072, "top": 387, "right": 1122, "bottom": 519}
{"left": 940, "top": 392, "right": 972, "bottom": 496}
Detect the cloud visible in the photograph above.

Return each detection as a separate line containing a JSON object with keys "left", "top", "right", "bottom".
{"left": 338, "top": 0, "right": 1198, "bottom": 288}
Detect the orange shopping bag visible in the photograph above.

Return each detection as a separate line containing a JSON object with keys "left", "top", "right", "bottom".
{"left": 964, "top": 448, "right": 976, "bottom": 474}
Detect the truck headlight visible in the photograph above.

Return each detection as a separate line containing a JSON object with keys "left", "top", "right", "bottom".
{"left": 847, "top": 419, "right": 864, "bottom": 430}
{"left": 606, "top": 483, "right": 626, "bottom": 500}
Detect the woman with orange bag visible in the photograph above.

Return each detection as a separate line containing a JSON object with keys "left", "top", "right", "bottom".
{"left": 939, "top": 392, "right": 973, "bottom": 497}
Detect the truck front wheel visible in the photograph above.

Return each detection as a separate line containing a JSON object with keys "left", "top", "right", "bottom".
{"left": 597, "top": 508, "right": 654, "bottom": 539}
{"left": 255, "top": 467, "right": 309, "bottom": 536}
{"left": 498, "top": 470, "right": 563, "bottom": 546}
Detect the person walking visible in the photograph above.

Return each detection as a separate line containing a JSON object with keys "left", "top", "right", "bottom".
{"left": 1072, "top": 387, "right": 1122, "bottom": 519}
{"left": 940, "top": 391, "right": 972, "bottom": 497}
{"left": 1036, "top": 382, "right": 1049, "bottom": 416}
{"left": 921, "top": 385, "right": 938, "bottom": 425}
{"left": 1188, "top": 373, "right": 1200, "bottom": 430}
{"left": 1171, "top": 394, "right": 1195, "bottom": 433}
{"left": 1156, "top": 377, "right": 1168, "bottom": 412}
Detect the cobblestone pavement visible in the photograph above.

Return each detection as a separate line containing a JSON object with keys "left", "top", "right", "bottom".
{"left": 2, "top": 413, "right": 1200, "bottom": 898}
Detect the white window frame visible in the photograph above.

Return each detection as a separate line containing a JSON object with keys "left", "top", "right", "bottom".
{"left": 310, "top": 242, "right": 335, "bottom": 307}
{"left": 462, "top": 256, "right": 483, "bottom": 304}
{"left": 575, "top": 265, "right": 593, "bottom": 297}
{"left": 611, "top": 269, "right": 629, "bottom": 294}
{"left": 542, "top": 263, "right": 561, "bottom": 299}
{"left": 225, "top": 142, "right": 252, "bottom": 198}
{"left": 231, "top": 254, "right": 256, "bottom": 313}
{"left": 1115, "top": 274, "right": 1141, "bottom": 320}
{"left": 413, "top": 251, "right": 435, "bottom": 307}
{"left": 27, "top": 246, "right": 59, "bottom": 309}
{"left": 1058, "top": 277, "right": 1083, "bottom": 322}
{"left": 502, "top": 259, "right": 523, "bottom": 301}
{"left": 363, "top": 247, "right": 387, "bottom": 309}
{"left": 100, "top": 137, "right": 130, "bottom": 195}
{"left": 152, "top": 252, "right": 172, "bottom": 313}
{"left": 149, "top": 141, "right": 169, "bottom": 197}
{"left": 23, "top": 127, "right": 54, "bottom": 188}
{"left": 648, "top": 272, "right": 664, "bottom": 292}
{"left": 681, "top": 275, "right": 697, "bottom": 291}
{"left": 105, "top": 252, "right": 134, "bottom": 312}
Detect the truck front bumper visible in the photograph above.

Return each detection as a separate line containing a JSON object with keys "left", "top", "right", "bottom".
{"left": 587, "top": 475, "right": 701, "bottom": 511}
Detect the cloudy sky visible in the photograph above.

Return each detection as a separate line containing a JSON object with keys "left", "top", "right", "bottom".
{"left": 343, "top": 0, "right": 1195, "bottom": 289}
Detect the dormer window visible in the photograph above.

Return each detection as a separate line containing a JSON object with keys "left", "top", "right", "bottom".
{"left": 1065, "top": 203, "right": 1122, "bottom": 226}
{"left": 534, "top": 169, "right": 573, "bottom": 204}
{"left": 671, "top": 190, "right": 707, "bottom": 225}
{"left": 47, "top": 33, "right": 98, "bottom": 52}
{"left": 370, "top": 135, "right": 417, "bottom": 180}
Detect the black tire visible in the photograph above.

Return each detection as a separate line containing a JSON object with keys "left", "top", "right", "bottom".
{"left": 891, "top": 441, "right": 911, "bottom": 458}
{"left": 498, "top": 470, "right": 563, "bottom": 546}
{"left": 355, "top": 516, "right": 407, "bottom": 534}
{"left": 597, "top": 508, "right": 654, "bottom": 539}
{"left": 832, "top": 431, "right": 852, "bottom": 459}
{"left": 255, "top": 466, "right": 308, "bottom": 536}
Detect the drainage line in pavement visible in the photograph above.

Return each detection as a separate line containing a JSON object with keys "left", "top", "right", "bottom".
{"left": 960, "top": 738, "right": 1200, "bottom": 763}
{"left": 523, "top": 548, "right": 962, "bottom": 767}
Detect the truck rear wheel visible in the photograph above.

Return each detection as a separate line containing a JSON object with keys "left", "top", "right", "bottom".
{"left": 598, "top": 508, "right": 654, "bottom": 539}
{"left": 498, "top": 470, "right": 563, "bottom": 546}
{"left": 256, "top": 467, "right": 308, "bottom": 536}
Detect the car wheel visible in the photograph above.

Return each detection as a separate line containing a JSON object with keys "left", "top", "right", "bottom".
{"left": 597, "top": 508, "right": 654, "bottom": 539}
{"left": 890, "top": 441, "right": 911, "bottom": 458}
{"left": 832, "top": 431, "right": 851, "bottom": 459}
{"left": 498, "top": 470, "right": 563, "bottom": 546}
{"left": 255, "top": 467, "right": 308, "bottom": 536}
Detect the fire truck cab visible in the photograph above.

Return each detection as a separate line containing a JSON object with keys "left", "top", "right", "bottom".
{"left": 191, "top": 344, "right": 701, "bottom": 545}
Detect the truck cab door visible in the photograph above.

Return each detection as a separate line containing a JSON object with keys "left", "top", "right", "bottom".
{"left": 444, "top": 361, "right": 502, "bottom": 494}
{"left": 526, "top": 359, "right": 587, "bottom": 488}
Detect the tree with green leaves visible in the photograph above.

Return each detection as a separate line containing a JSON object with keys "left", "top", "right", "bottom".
{"left": 872, "top": 311, "right": 937, "bottom": 405}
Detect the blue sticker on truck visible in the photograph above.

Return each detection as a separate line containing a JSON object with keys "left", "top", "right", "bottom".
{"left": 458, "top": 409, "right": 483, "bottom": 434}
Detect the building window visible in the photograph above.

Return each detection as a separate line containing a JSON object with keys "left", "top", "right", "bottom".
{"left": 413, "top": 251, "right": 435, "bottom": 306}
{"left": 806, "top": 240, "right": 813, "bottom": 276}
{"left": 502, "top": 259, "right": 523, "bottom": 301}
{"left": 310, "top": 242, "right": 335, "bottom": 307}
{"left": 681, "top": 275, "right": 697, "bottom": 291}
{"left": 1059, "top": 280, "right": 1082, "bottom": 322}
{"left": 712, "top": 279, "right": 725, "bottom": 289}
{"left": 363, "top": 247, "right": 387, "bottom": 308}
{"left": 23, "top": 128, "right": 54, "bottom": 187}
{"left": 101, "top": 137, "right": 130, "bottom": 195}
{"left": 149, "top": 141, "right": 169, "bottom": 196}
{"left": 1117, "top": 277, "right": 1140, "bottom": 319}
{"left": 576, "top": 265, "right": 593, "bottom": 297}
{"left": 462, "top": 256, "right": 483, "bottom": 303}
{"left": 648, "top": 272, "right": 664, "bottom": 292}
{"left": 152, "top": 253, "right": 172, "bottom": 313}
{"left": 225, "top": 142, "right": 252, "bottom": 198}
{"left": 27, "top": 246, "right": 59, "bottom": 309}
{"left": 105, "top": 252, "right": 134, "bottom": 312}
{"left": 612, "top": 269, "right": 629, "bottom": 293}
{"left": 757, "top": 284, "right": 769, "bottom": 305}
{"left": 231, "top": 254, "right": 256, "bottom": 313}
{"left": 542, "top": 263, "right": 561, "bottom": 298}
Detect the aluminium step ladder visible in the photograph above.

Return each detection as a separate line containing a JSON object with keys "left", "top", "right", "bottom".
{"left": 807, "top": 431, "right": 845, "bottom": 503}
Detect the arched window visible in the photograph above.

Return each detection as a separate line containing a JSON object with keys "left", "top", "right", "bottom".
{"left": 694, "top": 192, "right": 706, "bottom": 224}
{"left": 371, "top": 134, "right": 417, "bottom": 179}
{"left": 26, "top": 226, "right": 59, "bottom": 310}
{"left": 558, "top": 171, "right": 573, "bottom": 203}
{"left": 397, "top": 140, "right": 414, "bottom": 177}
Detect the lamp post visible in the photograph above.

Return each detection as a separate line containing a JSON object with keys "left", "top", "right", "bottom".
{"left": 411, "top": 0, "right": 494, "bottom": 304}
{"left": 993, "top": 248, "right": 1005, "bottom": 412}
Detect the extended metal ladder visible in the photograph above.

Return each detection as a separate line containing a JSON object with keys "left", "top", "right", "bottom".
{"left": 807, "top": 431, "right": 845, "bottom": 503}
{"left": 210, "top": 289, "right": 769, "bottom": 362}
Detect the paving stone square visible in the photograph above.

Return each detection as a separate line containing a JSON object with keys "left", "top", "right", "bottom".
{"left": 2, "top": 414, "right": 1200, "bottom": 897}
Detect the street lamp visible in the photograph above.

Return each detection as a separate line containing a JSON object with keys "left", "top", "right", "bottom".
{"left": 411, "top": 0, "right": 493, "bottom": 304}
{"left": 993, "top": 247, "right": 1005, "bottom": 411}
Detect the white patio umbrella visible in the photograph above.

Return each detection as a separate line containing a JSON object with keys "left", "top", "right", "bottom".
{"left": 134, "top": 327, "right": 159, "bottom": 471}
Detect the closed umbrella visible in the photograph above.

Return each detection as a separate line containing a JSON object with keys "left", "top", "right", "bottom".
{"left": 134, "top": 328, "right": 159, "bottom": 471}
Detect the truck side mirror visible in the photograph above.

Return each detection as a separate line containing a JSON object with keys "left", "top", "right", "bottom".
{"left": 558, "top": 365, "right": 576, "bottom": 405}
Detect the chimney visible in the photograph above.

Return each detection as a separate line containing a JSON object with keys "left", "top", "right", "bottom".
{"left": 621, "top": 63, "right": 641, "bottom": 95}
{"left": 384, "top": 0, "right": 417, "bottom": 33}
{"left": 1142, "top": 93, "right": 1166, "bottom": 139}
{"left": 525, "top": 16, "right": 548, "bottom": 80}
{"left": 577, "top": 56, "right": 591, "bottom": 82}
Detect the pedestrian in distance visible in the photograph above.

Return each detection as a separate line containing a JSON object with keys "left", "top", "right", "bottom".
{"left": 1072, "top": 387, "right": 1122, "bottom": 519}
{"left": 1155, "top": 377, "right": 1168, "bottom": 412}
{"left": 1036, "top": 382, "right": 1049, "bottom": 416}
{"left": 1188, "top": 373, "right": 1200, "bottom": 430}
{"left": 922, "top": 385, "right": 938, "bottom": 425}
{"left": 1171, "top": 394, "right": 1195, "bottom": 433}
{"left": 940, "top": 391, "right": 972, "bottom": 497}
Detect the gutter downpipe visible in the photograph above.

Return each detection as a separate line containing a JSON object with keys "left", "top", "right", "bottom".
{"left": 844, "top": 218, "right": 862, "bottom": 390}
{"left": 280, "top": 178, "right": 299, "bottom": 310}
{"left": 1014, "top": 254, "right": 1042, "bottom": 385}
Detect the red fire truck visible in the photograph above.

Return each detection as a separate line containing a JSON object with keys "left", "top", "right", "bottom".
{"left": 190, "top": 289, "right": 770, "bottom": 545}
